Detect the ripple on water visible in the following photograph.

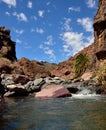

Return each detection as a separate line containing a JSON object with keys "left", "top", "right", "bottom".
{"left": 0, "top": 96, "right": 106, "bottom": 130}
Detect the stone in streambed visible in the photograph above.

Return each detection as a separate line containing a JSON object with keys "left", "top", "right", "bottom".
{"left": 67, "top": 87, "right": 79, "bottom": 94}
{"left": 5, "top": 84, "right": 28, "bottom": 97}
{"left": 13, "top": 75, "right": 30, "bottom": 85}
{"left": 25, "top": 78, "right": 45, "bottom": 93}
{"left": 35, "top": 84, "right": 72, "bottom": 99}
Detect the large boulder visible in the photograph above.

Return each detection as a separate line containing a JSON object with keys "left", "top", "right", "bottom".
{"left": 13, "top": 75, "right": 30, "bottom": 85}
{"left": 25, "top": 78, "right": 45, "bottom": 93}
{"left": 4, "top": 84, "right": 28, "bottom": 97}
{"left": 35, "top": 84, "right": 72, "bottom": 99}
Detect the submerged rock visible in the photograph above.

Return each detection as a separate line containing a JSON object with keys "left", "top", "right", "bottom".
{"left": 67, "top": 87, "right": 79, "bottom": 94}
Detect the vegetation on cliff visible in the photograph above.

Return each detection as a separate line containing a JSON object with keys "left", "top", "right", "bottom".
{"left": 74, "top": 53, "right": 89, "bottom": 78}
{"left": 94, "top": 60, "right": 106, "bottom": 94}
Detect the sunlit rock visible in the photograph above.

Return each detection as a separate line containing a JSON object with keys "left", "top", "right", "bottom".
{"left": 35, "top": 84, "right": 72, "bottom": 98}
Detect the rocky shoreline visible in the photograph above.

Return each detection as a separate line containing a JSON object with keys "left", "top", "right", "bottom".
{"left": 0, "top": 72, "right": 104, "bottom": 99}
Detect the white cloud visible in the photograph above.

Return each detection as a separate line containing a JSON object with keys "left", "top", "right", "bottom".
{"left": 61, "top": 32, "right": 84, "bottom": 55}
{"left": 16, "top": 39, "right": 22, "bottom": 43}
{"left": 45, "top": 48, "right": 55, "bottom": 59}
{"left": 63, "top": 18, "right": 71, "bottom": 31}
{"left": 77, "top": 17, "right": 93, "bottom": 32}
{"left": 39, "top": 35, "right": 56, "bottom": 61}
{"left": 14, "top": 29, "right": 24, "bottom": 34}
{"left": 31, "top": 16, "right": 37, "bottom": 21}
{"left": 13, "top": 12, "right": 28, "bottom": 22}
{"left": 68, "top": 7, "right": 80, "bottom": 12}
{"left": 60, "top": 16, "right": 94, "bottom": 56}
{"left": 5, "top": 11, "right": 10, "bottom": 16}
{"left": 31, "top": 28, "right": 35, "bottom": 32}
{"left": 61, "top": 31, "right": 94, "bottom": 56}
{"left": 38, "top": 10, "right": 44, "bottom": 17}
{"left": 86, "top": 35, "right": 94, "bottom": 45}
{"left": 40, "top": 45, "right": 56, "bottom": 61}
{"left": 1, "top": 0, "right": 16, "bottom": 7}
{"left": 27, "top": 1, "right": 32, "bottom": 8}
{"left": 36, "top": 28, "right": 44, "bottom": 34}
{"left": 86, "top": 0, "right": 96, "bottom": 8}
{"left": 46, "top": 2, "right": 50, "bottom": 6}
{"left": 44, "top": 35, "right": 54, "bottom": 45}
{"left": 31, "top": 28, "right": 44, "bottom": 34}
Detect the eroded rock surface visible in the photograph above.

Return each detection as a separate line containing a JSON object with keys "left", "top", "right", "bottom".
{"left": 0, "top": 26, "right": 17, "bottom": 61}
{"left": 94, "top": 0, "right": 106, "bottom": 60}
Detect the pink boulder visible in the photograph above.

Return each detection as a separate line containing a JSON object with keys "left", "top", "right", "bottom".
{"left": 35, "top": 84, "right": 72, "bottom": 99}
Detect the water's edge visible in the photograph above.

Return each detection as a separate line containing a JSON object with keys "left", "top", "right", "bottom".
{"left": 0, "top": 95, "right": 106, "bottom": 130}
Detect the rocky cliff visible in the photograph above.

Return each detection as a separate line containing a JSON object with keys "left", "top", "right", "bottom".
{"left": 0, "top": 26, "right": 17, "bottom": 61}
{"left": 0, "top": 27, "right": 55, "bottom": 78}
{"left": 51, "top": 43, "right": 96, "bottom": 80}
{"left": 12, "top": 57, "right": 54, "bottom": 79}
{"left": 51, "top": 0, "right": 106, "bottom": 80}
{"left": 94, "top": 0, "right": 106, "bottom": 60}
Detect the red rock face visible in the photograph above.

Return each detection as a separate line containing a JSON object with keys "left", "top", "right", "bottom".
{"left": 12, "top": 57, "right": 51, "bottom": 79}
{"left": 94, "top": 0, "right": 106, "bottom": 60}
{"left": 81, "top": 72, "right": 93, "bottom": 81}
{"left": 35, "top": 84, "right": 72, "bottom": 99}
{"left": 51, "top": 43, "right": 95, "bottom": 80}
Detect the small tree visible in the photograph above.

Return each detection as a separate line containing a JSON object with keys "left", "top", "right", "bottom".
{"left": 74, "top": 53, "right": 89, "bottom": 78}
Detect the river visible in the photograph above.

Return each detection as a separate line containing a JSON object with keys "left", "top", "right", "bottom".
{"left": 0, "top": 95, "right": 106, "bottom": 130}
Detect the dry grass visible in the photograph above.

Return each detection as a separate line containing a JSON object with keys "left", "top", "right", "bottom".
{"left": 94, "top": 60, "right": 106, "bottom": 93}
{"left": 0, "top": 58, "right": 12, "bottom": 73}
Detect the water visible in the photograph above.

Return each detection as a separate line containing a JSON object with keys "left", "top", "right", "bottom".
{"left": 0, "top": 95, "right": 106, "bottom": 130}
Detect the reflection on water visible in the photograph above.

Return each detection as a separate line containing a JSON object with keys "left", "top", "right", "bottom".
{"left": 0, "top": 98, "right": 8, "bottom": 130}
{"left": 0, "top": 95, "right": 106, "bottom": 130}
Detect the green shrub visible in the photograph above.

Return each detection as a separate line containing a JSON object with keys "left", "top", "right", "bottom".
{"left": 74, "top": 53, "right": 89, "bottom": 78}
{"left": 3, "top": 41, "right": 8, "bottom": 46}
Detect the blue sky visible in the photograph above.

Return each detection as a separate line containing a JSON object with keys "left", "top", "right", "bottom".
{"left": 0, "top": 0, "right": 98, "bottom": 63}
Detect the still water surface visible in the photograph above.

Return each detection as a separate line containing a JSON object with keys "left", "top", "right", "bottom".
{"left": 0, "top": 95, "right": 106, "bottom": 130}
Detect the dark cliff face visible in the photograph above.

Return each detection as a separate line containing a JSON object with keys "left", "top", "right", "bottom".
{"left": 0, "top": 26, "right": 17, "bottom": 61}
{"left": 94, "top": 0, "right": 106, "bottom": 60}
